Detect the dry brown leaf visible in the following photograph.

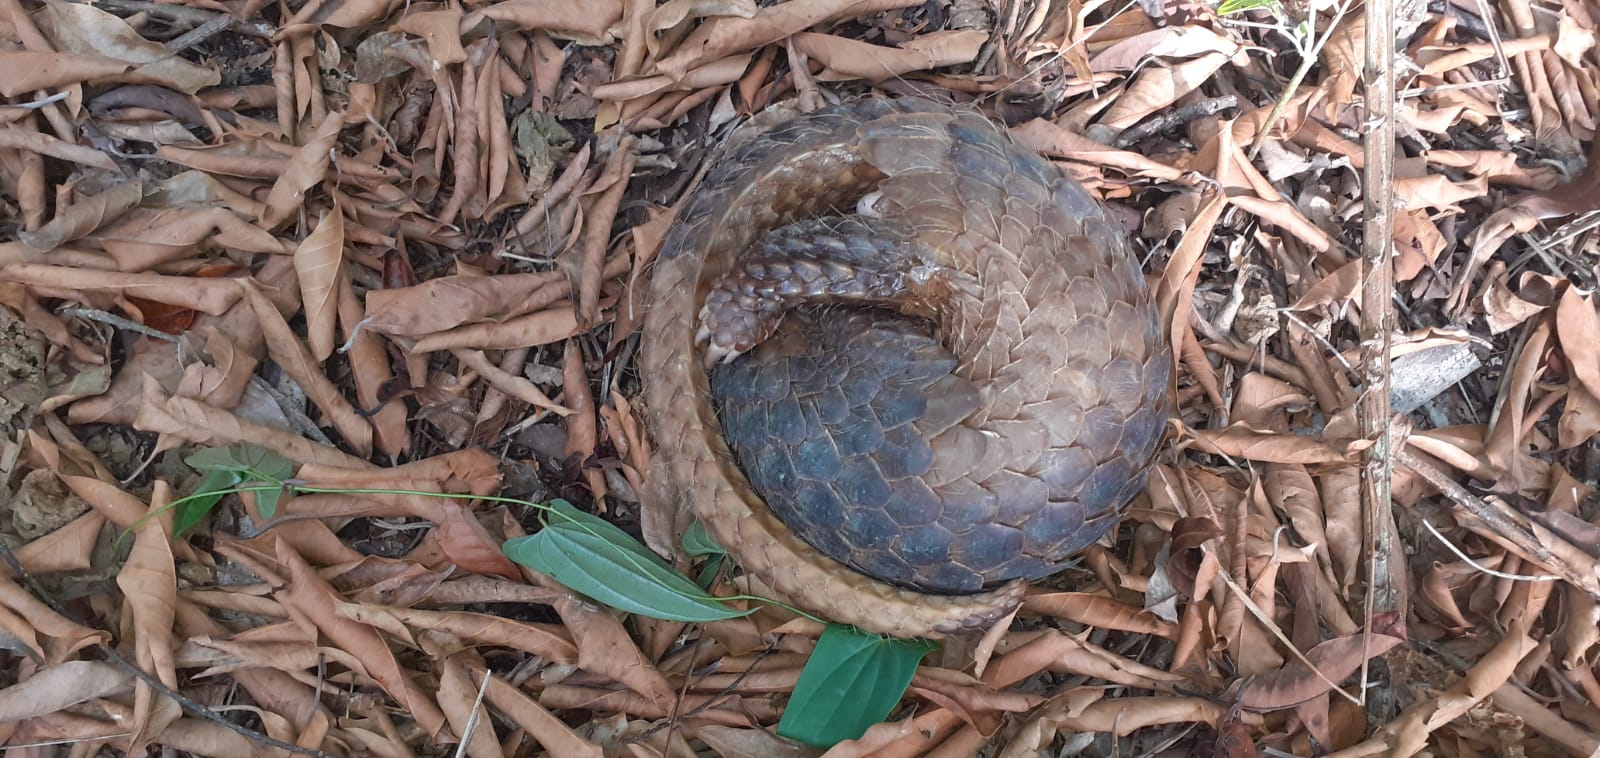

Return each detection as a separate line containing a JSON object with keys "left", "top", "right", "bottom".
{"left": 0, "top": 660, "right": 129, "bottom": 722}
{"left": 363, "top": 270, "right": 568, "bottom": 336}
{"left": 295, "top": 206, "right": 346, "bottom": 362}
{"left": 820, "top": 708, "right": 965, "bottom": 758}
{"left": 14, "top": 510, "right": 104, "bottom": 575}
{"left": 1090, "top": 25, "right": 1240, "bottom": 72}
{"left": 792, "top": 29, "right": 985, "bottom": 82}
{"left": 691, "top": 723, "right": 812, "bottom": 758}
{"left": 14, "top": 180, "right": 142, "bottom": 253}
{"left": 0, "top": 264, "right": 243, "bottom": 315}
{"left": 909, "top": 669, "right": 1042, "bottom": 736}
{"left": 133, "top": 375, "right": 369, "bottom": 468}
{"left": 0, "top": 50, "right": 130, "bottom": 96}
{"left": 470, "top": 0, "right": 622, "bottom": 42}
{"left": 590, "top": 53, "right": 753, "bottom": 102}
{"left": 984, "top": 630, "right": 1185, "bottom": 691}
{"left": 1011, "top": 117, "right": 1189, "bottom": 183}
{"left": 344, "top": 607, "right": 577, "bottom": 663}
{"left": 116, "top": 480, "right": 183, "bottom": 751}
{"left": 572, "top": 142, "right": 635, "bottom": 327}
{"left": 274, "top": 538, "right": 450, "bottom": 739}
{"left": 653, "top": 0, "right": 920, "bottom": 77}
{"left": 1395, "top": 173, "right": 1489, "bottom": 210}
{"left": 1559, "top": 379, "right": 1600, "bottom": 448}
{"left": 1326, "top": 619, "right": 1535, "bottom": 757}
{"left": 1238, "top": 631, "right": 1406, "bottom": 711}
{"left": 548, "top": 595, "right": 676, "bottom": 710}
{"left": 395, "top": 8, "right": 467, "bottom": 65}
{"left": 1022, "top": 592, "right": 1179, "bottom": 638}
{"left": 41, "top": 3, "right": 219, "bottom": 92}
{"left": 55, "top": 475, "right": 183, "bottom": 557}
{"left": 1417, "top": 34, "right": 1553, "bottom": 77}
{"left": 0, "top": 124, "right": 118, "bottom": 171}
{"left": 422, "top": 503, "right": 525, "bottom": 578}
{"left": 261, "top": 110, "right": 345, "bottom": 229}
{"left": 338, "top": 274, "right": 410, "bottom": 457}
{"left": 1189, "top": 423, "right": 1359, "bottom": 464}
{"left": 479, "top": 669, "right": 604, "bottom": 757}
{"left": 1291, "top": 259, "right": 1363, "bottom": 312}
{"left": 1099, "top": 52, "right": 1231, "bottom": 130}
{"left": 1054, "top": 696, "right": 1245, "bottom": 736}
{"left": 239, "top": 278, "right": 374, "bottom": 456}
{"left": 1555, "top": 287, "right": 1600, "bottom": 400}
{"left": 185, "top": 636, "right": 323, "bottom": 677}
{"left": 1483, "top": 318, "right": 1549, "bottom": 481}
{"left": 92, "top": 207, "right": 286, "bottom": 271}
{"left": 998, "top": 688, "right": 1108, "bottom": 758}
{"left": 437, "top": 654, "right": 505, "bottom": 758}
{"left": 411, "top": 301, "right": 596, "bottom": 352}
{"left": 539, "top": 684, "right": 769, "bottom": 726}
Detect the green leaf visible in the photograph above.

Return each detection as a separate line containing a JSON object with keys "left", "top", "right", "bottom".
{"left": 777, "top": 625, "right": 936, "bottom": 747}
{"left": 682, "top": 521, "right": 725, "bottom": 558}
{"left": 183, "top": 443, "right": 295, "bottom": 518}
{"left": 502, "top": 501, "right": 749, "bottom": 622}
{"left": 174, "top": 467, "right": 240, "bottom": 535}
{"left": 1217, "top": 0, "right": 1278, "bottom": 14}
{"left": 184, "top": 443, "right": 293, "bottom": 482}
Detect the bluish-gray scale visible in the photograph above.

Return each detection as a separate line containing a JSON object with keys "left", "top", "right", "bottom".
{"left": 882, "top": 477, "right": 944, "bottom": 526}
{"left": 875, "top": 424, "right": 933, "bottom": 479}
{"left": 843, "top": 508, "right": 898, "bottom": 551}
{"left": 788, "top": 479, "right": 845, "bottom": 529}
{"left": 832, "top": 418, "right": 886, "bottom": 457}
{"left": 1079, "top": 456, "right": 1134, "bottom": 513}
{"left": 833, "top": 455, "right": 893, "bottom": 505}
{"left": 791, "top": 433, "right": 844, "bottom": 481}
{"left": 956, "top": 523, "right": 1025, "bottom": 573}
{"left": 898, "top": 524, "right": 954, "bottom": 564}
{"left": 805, "top": 385, "right": 852, "bottom": 425}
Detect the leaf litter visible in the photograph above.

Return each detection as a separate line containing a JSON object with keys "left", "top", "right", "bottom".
{"left": 0, "top": 0, "right": 1597, "bottom": 754}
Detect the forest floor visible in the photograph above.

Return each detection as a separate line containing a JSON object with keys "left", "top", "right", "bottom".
{"left": 0, "top": 0, "right": 1599, "bottom": 755}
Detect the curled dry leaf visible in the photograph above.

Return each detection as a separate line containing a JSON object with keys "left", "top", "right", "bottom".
{"left": 273, "top": 538, "right": 450, "bottom": 739}
{"left": 792, "top": 30, "right": 986, "bottom": 82}
{"left": 239, "top": 279, "right": 374, "bottom": 456}
{"left": 0, "top": 51, "right": 131, "bottom": 97}
{"left": 260, "top": 111, "right": 345, "bottom": 230}
{"left": 1238, "top": 630, "right": 1406, "bottom": 711}
{"left": 1022, "top": 592, "right": 1180, "bottom": 639}
{"left": 115, "top": 481, "right": 183, "bottom": 751}
{"left": 41, "top": 3, "right": 219, "bottom": 92}
{"left": 470, "top": 0, "right": 623, "bottom": 42}
{"left": 15, "top": 180, "right": 143, "bottom": 253}
{"left": 294, "top": 207, "right": 346, "bottom": 362}
{"left": 0, "top": 264, "right": 243, "bottom": 315}
{"left": 0, "top": 660, "right": 129, "bottom": 722}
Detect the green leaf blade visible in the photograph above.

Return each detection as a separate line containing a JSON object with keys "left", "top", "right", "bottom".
{"left": 777, "top": 624, "right": 936, "bottom": 747}
{"left": 174, "top": 468, "right": 240, "bottom": 535}
{"left": 503, "top": 522, "right": 748, "bottom": 623}
{"left": 682, "top": 521, "right": 726, "bottom": 558}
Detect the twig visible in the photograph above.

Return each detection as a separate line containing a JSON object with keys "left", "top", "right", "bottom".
{"left": 1397, "top": 449, "right": 1600, "bottom": 598}
{"left": 81, "top": 0, "right": 276, "bottom": 37}
{"left": 1241, "top": 0, "right": 1358, "bottom": 161}
{"left": 1419, "top": 519, "right": 1558, "bottom": 582}
{"left": 162, "top": 12, "right": 235, "bottom": 53}
{"left": 1111, "top": 96, "right": 1239, "bottom": 148}
{"left": 1358, "top": 0, "right": 1404, "bottom": 713}
{"left": 1210, "top": 552, "right": 1364, "bottom": 706}
{"left": 60, "top": 307, "right": 180, "bottom": 343}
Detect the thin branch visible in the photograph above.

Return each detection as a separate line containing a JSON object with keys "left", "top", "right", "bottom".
{"left": 1358, "top": 0, "right": 1404, "bottom": 711}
